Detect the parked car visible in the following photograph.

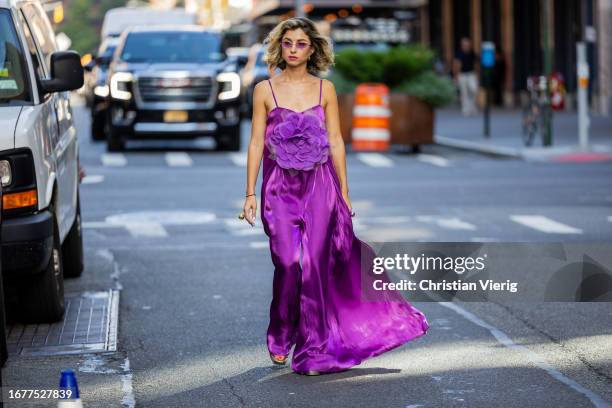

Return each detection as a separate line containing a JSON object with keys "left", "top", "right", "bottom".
{"left": 104, "top": 25, "right": 242, "bottom": 151}
{"left": 0, "top": 0, "right": 85, "bottom": 323}
{"left": 83, "top": 36, "right": 120, "bottom": 141}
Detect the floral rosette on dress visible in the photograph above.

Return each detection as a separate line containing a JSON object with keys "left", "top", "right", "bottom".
{"left": 266, "top": 110, "right": 330, "bottom": 171}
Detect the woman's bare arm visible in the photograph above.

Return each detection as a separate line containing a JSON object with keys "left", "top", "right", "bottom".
{"left": 322, "top": 79, "right": 351, "bottom": 205}
{"left": 243, "top": 81, "right": 268, "bottom": 225}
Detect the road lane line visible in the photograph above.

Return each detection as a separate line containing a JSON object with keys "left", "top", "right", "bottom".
{"left": 165, "top": 152, "right": 193, "bottom": 167}
{"left": 356, "top": 153, "right": 394, "bottom": 167}
{"left": 438, "top": 302, "right": 611, "bottom": 408}
{"left": 101, "top": 153, "right": 127, "bottom": 167}
{"left": 510, "top": 215, "right": 583, "bottom": 234}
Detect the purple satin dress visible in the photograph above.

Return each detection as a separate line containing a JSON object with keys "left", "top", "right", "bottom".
{"left": 261, "top": 78, "right": 429, "bottom": 374}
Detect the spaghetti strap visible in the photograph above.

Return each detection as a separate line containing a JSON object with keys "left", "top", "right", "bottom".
{"left": 267, "top": 79, "right": 278, "bottom": 108}
{"left": 319, "top": 78, "right": 323, "bottom": 105}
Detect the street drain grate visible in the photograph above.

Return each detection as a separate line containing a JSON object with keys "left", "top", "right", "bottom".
{"left": 7, "top": 290, "right": 119, "bottom": 356}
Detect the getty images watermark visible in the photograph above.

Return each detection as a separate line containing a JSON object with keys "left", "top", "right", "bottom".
{"left": 372, "top": 252, "right": 517, "bottom": 293}
{"left": 359, "top": 242, "right": 612, "bottom": 302}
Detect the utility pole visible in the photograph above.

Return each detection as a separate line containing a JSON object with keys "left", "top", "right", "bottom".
{"left": 576, "top": 42, "right": 590, "bottom": 150}
{"left": 541, "top": 0, "right": 553, "bottom": 146}
{"left": 482, "top": 0, "right": 494, "bottom": 138}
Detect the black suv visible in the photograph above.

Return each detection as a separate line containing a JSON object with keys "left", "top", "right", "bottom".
{"left": 104, "top": 25, "right": 241, "bottom": 151}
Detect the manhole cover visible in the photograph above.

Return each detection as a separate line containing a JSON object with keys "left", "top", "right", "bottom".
{"left": 7, "top": 290, "right": 119, "bottom": 356}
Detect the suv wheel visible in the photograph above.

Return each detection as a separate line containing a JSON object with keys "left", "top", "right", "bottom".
{"left": 107, "top": 123, "right": 125, "bottom": 152}
{"left": 18, "top": 210, "right": 65, "bottom": 323}
{"left": 91, "top": 110, "right": 106, "bottom": 141}
{"left": 216, "top": 125, "right": 241, "bottom": 151}
{"left": 62, "top": 188, "right": 84, "bottom": 278}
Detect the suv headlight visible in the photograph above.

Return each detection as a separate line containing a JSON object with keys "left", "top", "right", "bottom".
{"left": 0, "top": 160, "right": 11, "bottom": 186}
{"left": 94, "top": 84, "right": 110, "bottom": 97}
{"left": 110, "top": 72, "right": 134, "bottom": 100}
{"left": 217, "top": 72, "right": 240, "bottom": 101}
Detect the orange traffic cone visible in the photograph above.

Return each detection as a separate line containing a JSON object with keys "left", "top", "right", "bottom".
{"left": 351, "top": 83, "right": 391, "bottom": 151}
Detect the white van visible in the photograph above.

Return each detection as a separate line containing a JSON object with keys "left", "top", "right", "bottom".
{"left": 0, "top": 0, "right": 84, "bottom": 322}
{"left": 101, "top": 7, "right": 198, "bottom": 39}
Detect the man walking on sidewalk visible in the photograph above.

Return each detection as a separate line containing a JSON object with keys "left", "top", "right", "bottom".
{"left": 453, "top": 37, "right": 479, "bottom": 116}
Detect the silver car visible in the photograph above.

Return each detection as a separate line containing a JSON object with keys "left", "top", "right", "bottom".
{"left": 0, "top": 0, "right": 84, "bottom": 323}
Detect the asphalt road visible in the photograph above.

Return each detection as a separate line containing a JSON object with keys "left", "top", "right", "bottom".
{"left": 2, "top": 99, "right": 611, "bottom": 408}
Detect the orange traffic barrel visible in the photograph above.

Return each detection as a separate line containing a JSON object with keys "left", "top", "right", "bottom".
{"left": 351, "top": 83, "right": 391, "bottom": 151}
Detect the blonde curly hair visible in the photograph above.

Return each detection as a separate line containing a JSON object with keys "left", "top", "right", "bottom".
{"left": 262, "top": 17, "right": 335, "bottom": 76}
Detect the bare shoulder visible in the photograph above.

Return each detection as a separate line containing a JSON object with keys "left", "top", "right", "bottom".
{"left": 321, "top": 79, "right": 337, "bottom": 97}
{"left": 254, "top": 79, "right": 270, "bottom": 94}
{"left": 252, "top": 80, "right": 274, "bottom": 115}
{"left": 321, "top": 78, "right": 336, "bottom": 91}
{"left": 321, "top": 78, "right": 337, "bottom": 107}
{"left": 253, "top": 79, "right": 271, "bottom": 101}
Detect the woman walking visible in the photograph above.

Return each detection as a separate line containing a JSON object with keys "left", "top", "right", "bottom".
{"left": 240, "top": 17, "right": 429, "bottom": 376}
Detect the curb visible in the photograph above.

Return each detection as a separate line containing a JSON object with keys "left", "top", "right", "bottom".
{"left": 434, "top": 135, "right": 521, "bottom": 158}
{"left": 435, "top": 135, "right": 612, "bottom": 162}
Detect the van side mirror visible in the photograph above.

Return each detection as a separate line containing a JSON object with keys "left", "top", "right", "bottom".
{"left": 40, "top": 51, "right": 84, "bottom": 93}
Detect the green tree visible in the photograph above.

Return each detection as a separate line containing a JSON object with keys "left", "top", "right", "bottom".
{"left": 58, "top": 0, "right": 127, "bottom": 54}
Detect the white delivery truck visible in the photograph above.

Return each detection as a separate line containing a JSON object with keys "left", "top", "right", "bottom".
{"left": 101, "top": 7, "right": 198, "bottom": 39}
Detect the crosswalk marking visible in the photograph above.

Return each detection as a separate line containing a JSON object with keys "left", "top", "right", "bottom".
{"left": 356, "top": 153, "right": 394, "bottom": 167}
{"left": 82, "top": 175, "right": 104, "bottom": 184}
{"left": 249, "top": 241, "right": 269, "bottom": 249}
{"left": 417, "top": 154, "right": 450, "bottom": 167}
{"left": 165, "top": 152, "right": 193, "bottom": 167}
{"left": 233, "top": 227, "right": 264, "bottom": 236}
{"left": 101, "top": 153, "right": 127, "bottom": 167}
{"left": 123, "top": 222, "right": 168, "bottom": 238}
{"left": 362, "top": 216, "right": 413, "bottom": 224}
{"left": 228, "top": 152, "right": 247, "bottom": 167}
{"left": 415, "top": 215, "right": 477, "bottom": 230}
{"left": 224, "top": 218, "right": 264, "bottom": 236}
{"left": 82, "top": 221, "right": 118, "bottom": 229}
{"left": 510, "top": 215, "right": 583, "bottom": 234}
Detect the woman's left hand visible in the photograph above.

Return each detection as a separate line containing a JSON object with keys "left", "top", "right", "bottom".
{"left": 342, "top": 190, "right": 355, "bottom": 217}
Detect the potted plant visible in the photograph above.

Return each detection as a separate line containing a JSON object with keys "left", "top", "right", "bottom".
{"left": 328, "top": 45, "right": 456, "bottom": 151}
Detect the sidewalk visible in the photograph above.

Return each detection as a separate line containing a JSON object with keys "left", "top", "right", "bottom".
{"left": 434, "top": 107, "right": 612, "bottom": 162}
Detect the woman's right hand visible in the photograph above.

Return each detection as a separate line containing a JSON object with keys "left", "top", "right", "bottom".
{"left": 242, "top": 196, "right": 257, "bottom": 226}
